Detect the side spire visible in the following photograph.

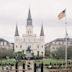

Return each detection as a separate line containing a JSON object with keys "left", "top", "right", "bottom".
{"left": 15, "top": 24, "right": 19, "bottom": 36}
{"left": 40, "top": 24, "right": 44, "bottom": 36}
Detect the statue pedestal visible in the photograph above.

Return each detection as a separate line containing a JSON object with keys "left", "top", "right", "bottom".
{"left": 25, "top": 60, "right": 34, "bottom": 72}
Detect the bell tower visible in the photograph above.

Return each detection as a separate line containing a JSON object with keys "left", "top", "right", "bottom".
{"left": 26, "top": 8, "right": 33, "bottom": 35}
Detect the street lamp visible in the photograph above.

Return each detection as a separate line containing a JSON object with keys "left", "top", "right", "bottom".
{"left": 41, "top": 52, "right": 43, "bottom": 72}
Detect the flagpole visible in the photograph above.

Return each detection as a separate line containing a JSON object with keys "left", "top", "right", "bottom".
{"left": 58, "top": 9, "right": 68, "bottom": 68}
{"left": 65, "top": 9, "right": 68, "bottom": 68}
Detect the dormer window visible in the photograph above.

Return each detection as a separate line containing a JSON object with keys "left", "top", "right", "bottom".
{"left": 4, "top": 42, "right": 7, "bottom": 46}
{"left": 1, "top": 42, "right": 3, "bottom": 46}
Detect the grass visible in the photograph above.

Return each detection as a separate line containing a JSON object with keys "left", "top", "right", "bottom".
{"left": 0, "top": 58, "right": 65, "bottom": 65}
{"left": 35, "top": 58, "right": 65, "bottom": 65}
{"left": 0, "top": 59, "right": 16, "bottom": 65}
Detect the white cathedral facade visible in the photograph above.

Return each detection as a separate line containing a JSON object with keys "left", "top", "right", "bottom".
{"left": 14, "top": 9, "right": 45, "bottom": 57}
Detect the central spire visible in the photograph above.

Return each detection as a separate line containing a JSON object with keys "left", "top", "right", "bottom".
{"left": 27, "top": 8, "right": 32, "bottom": 26}
{"left": 27, "top": 8, "right": 32, "bottom": 20}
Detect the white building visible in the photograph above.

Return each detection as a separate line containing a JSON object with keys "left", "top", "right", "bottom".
{"left": 0, "top": 38, "right": 13, "bottom": 50}
{"left": 45, "top": 38, "right": 72, "bottom": 53}
{"left": 14, "top": 9, "right": 45, "bottom": 56}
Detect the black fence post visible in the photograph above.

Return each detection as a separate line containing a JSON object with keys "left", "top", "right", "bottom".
{"left": 34, "top": 63, "right": 36, "bottom": 72}
{"left": 41, "top": 62, "right": 43, "bottom": 72}
{"left": 15, "top": 62, "right": 18, "bottom": 72}
{"left": 23, "top": 63, "right": 25, "bottom": 72}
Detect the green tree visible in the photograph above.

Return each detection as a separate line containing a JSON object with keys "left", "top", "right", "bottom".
{"left": 54, "top": 46, "right": 72, "bottom": 59}
{"left": 15, "top": 50, "right": 26, "bottom": 60}
{"left": 55, "top": 47, "right": 65, "bottom": 59}
{"left": 0, "top": 48, "right": 14, "bottom": 58}
{"left": 67, "top": 46, "right": 72, "bottom": 59}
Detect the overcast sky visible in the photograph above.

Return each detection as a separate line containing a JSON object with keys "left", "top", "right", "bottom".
{"left": 0, "top": 0, "right": 72, "bottom": 43}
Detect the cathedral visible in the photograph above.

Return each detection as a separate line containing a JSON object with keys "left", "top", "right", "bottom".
{"left": 14, "top": 9, "right": 45, "bottom": 57}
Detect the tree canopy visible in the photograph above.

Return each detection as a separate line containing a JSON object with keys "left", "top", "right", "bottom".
{"left": 53, "top": 46, "right": 72, "bottom": 59}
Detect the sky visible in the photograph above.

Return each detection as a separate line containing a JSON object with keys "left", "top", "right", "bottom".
{"left": 0, "top": 0, "right": 72, "bottom": 43}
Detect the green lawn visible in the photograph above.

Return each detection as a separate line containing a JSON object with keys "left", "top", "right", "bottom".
{"left": 35, "top": 58, "right": 65, "bottom": 65}
{"left": 0, "top": 58, "right": 65, "bottom": 65}
{"left": 0, "top": 59, "right": 16, "bottom": 65}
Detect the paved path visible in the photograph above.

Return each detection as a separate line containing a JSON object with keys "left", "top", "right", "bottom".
{"left": 37, "top": 68, "right": 49, "bottom": 72}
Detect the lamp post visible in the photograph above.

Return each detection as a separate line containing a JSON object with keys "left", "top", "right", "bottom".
{"left": 15, "top": 53, "right": 18, "bottom": 72}
{"left": 41, "top": 52, "right": 43, "bottom": 61}
{"left": 41, "top": 52, "right": 43, "bottom": 72}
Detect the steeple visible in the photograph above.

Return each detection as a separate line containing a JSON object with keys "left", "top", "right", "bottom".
{"left": 40, "top": 24, "right": 44, "bottom": 36}
{"left": 27, "top": 8, "right": 32, "bottom": 20}
{"left": 27, "top": 8, "right": 32, "bottom": 26}
{"left": 15, "top": 25, "right": 19, "bottom": 36}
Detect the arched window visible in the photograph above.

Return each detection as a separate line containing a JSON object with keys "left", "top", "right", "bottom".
{"left": 37, "top": 51, "right": 39, "bottom": 57}
{"left": 37, "top": 45, "right": 39, "bottom": 48}
{"left": 1, "top": 42, "right": 3, "bottom": 46}
{"left": 42, "top": 45, "right": 43, "bottom": 48}
{"left": 20, "top": 45, "right": 22, "bottom": 48}
{"left": 41, "top": 52, "right": 43, "bottom": 56}
{"left": 28, "top": 31, "right": 29, "bottom": 34}
{"left": 16, "top": 45, "right": 17, "bottom": 48}
{"left": 28, "top": 45, "right": 31, "bottom": 48}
